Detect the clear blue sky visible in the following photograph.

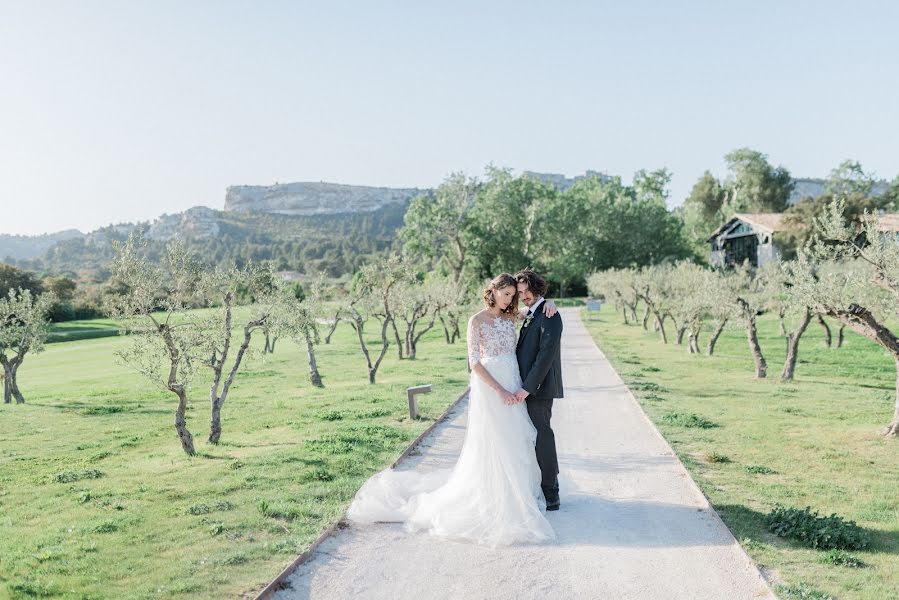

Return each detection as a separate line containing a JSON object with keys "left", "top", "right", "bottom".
{"left": 2, "top": 0, "right": 897, "bottom": 235}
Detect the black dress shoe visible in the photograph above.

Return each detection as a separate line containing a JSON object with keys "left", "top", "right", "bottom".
{"left": 546, "top": 499, "right": 560, "bottom": 511}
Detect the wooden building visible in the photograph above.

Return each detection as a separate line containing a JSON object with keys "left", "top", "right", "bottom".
{"left": 708, "top": 213, "right": 785, "bottom": 268}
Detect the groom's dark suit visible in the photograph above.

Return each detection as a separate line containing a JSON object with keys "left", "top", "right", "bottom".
{"left": 516, "top": 300, "right": 563, "bottom": 504}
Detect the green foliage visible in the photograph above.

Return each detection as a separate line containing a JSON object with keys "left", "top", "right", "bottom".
{"left": 8, "top": 204, "right": 406, "bottom": 283}
{"left": 660, "top": 412, "right": 718, "bottom": 429}
{"left": 704, "top": 451, "right": 731, "bottom": 463}
{"left": 317, "top": 410, "right": 344, "bottom": 421}
{"left": 92, "top": 520, "right": 120, "bottom": 534}
{"left": 186, "top": 501, "right": 235, "bottom": 515}
{"left": 776, "top": 582, "right": 834, "bottom": 600}
{"left": 724, "top": 147, "right": 794, "bottom": 213}
{"left": 745, "top": 465, "right": 776, "bottom": 475}
{"left": 766, "top": 505, "right": 869, "bottom": 550}
{"left": 819, "top": 549, "right": 866, "bottom": 568}
{"left": 52, "top": 469, "right": 104, "bottom": 483}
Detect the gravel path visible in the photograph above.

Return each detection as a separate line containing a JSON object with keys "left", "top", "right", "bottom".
{"left": 272, "top": 308, "right": 776, "bottom": 600}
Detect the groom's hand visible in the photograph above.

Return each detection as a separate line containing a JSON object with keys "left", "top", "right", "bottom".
{"left": 514, "top": 388, "right": 529, "bottom": 403}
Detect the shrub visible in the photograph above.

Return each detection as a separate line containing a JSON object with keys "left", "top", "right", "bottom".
{"left": 303, "top": 468, "right": 334, "bottom": 482}
{"left": 92, "top": 520, "right": 119, "bottom": 534}
{"left": 766, "top": 505, "right": 869, "bottom": 550}
{"left": 704, "top": 452, "right": 731, "bottom": 463}
{"left": 317, "top": 410, "right": 343, "bottom": 421}
{"left": 186, "top": 501, "right": 235, "bottom": 515}
{"left": 745, "top": 465, "right": 776, "bottom": 475}
{"left": 819, "top": 549, "right": 865, "bottom": 568}
{"left": 661, "top": 412, "right": 717, "bottom": 429}
{"left": 53, "top": 469, "right": 104, "bottom": 483}
{"left": 776, "top": 582, "right": 834, "bottom": 600}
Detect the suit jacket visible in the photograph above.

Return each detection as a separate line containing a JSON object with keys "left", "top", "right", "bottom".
{"left": 516, "top": 308, "right": 563, "bottom": 400}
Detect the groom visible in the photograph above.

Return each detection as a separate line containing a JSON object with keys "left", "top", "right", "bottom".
{"left": 513, "top": 269, "right": 563, "bottom": 511}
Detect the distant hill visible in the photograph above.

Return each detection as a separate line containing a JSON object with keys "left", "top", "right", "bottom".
{"left": 2, "top": 172, "right": 605, "bottom": 280}
{"left": 224, "top": 181, "right": 425, "bottom": 215}
{"left": 6, "top": 203, "right": 408, "bottom": 280}
{"left": 788, "top": 177, "right": 891, "bottom": 205}
{"left": 0, "top": 229, "right": 85, "bottom": 260}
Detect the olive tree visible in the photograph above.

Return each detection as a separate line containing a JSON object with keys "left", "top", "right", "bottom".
{"left": 199, "top": 264, "right": 283, "bottom": 445}
{"left": 784, "top": 200, "right": 899, "bottom": 435}
{"left": 105, "top": 235, "right": 208, "bottom": 455}
{"left": 277, "top": 276, "right": 325, "bottom": 388}
{"left": 347, "top": 256, "right": 411, "bottom": 384}
{"left": 0, "top": 288, "right": 55, "bottom": 404}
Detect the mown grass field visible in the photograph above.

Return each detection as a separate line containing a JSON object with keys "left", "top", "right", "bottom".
{"left": 0, "top": 306, "right": 468, "bottom": 599}
{"left": 583, "top": 308, "right": 899, "bottom": 600}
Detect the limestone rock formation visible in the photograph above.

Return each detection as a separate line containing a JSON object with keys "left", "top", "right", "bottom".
{"left": 224, "top": 182, "right": 424, "bottom": 215}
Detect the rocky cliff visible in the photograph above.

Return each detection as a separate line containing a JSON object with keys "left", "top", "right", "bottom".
{"left": 146, "top": 206, "right": 220, "bottom": 241}
{"left": 224, "top": 182, "right": 425, "bottom": 215}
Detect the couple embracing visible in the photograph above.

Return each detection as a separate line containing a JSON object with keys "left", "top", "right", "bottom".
{"left": 348, "top": 269, "right": 564, "bottom": 546}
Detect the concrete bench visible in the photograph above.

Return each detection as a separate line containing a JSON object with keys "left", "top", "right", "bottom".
{"left": 407, "top": 384, "right": 432, "bottom": 419}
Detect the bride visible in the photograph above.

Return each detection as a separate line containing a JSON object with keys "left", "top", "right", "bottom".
{"left": 346, "top": 273, "right": 556, "bottom": 546}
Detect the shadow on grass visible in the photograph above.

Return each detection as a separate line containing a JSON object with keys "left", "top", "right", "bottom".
{"left": 28, "top": 401, "right": 169, "bottom": 416}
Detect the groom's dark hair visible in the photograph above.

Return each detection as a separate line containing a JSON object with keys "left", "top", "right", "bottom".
{"left": 515, "top": 268, "right": 547, "bottom": 297}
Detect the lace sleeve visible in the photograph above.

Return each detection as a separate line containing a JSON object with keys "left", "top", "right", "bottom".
{"left": 466, "top": 316, "right": 481, "bottom": 368}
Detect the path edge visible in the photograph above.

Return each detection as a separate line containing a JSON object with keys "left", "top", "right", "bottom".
{"left": 251, "top": 386, "right": 471, "bottom": 600}
{"left": 571, "top": 308, "right": 780, "bottom": 597}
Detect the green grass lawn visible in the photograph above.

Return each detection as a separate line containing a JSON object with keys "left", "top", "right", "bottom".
{"left": 583, "top": 308, "right": 899, "bottom": 600}
{"left": 47, "top": 319, "right": 121, "bottom": 344}
{"left": 0, "top": 306, "right": 468, "bottom": 599}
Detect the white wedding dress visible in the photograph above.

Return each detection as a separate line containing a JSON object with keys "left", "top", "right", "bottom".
{"left": 346, "top": 311, "right": 555, "bottom": 546}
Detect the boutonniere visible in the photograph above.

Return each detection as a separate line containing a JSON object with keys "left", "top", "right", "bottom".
{"left": 523, "top": 313, "right": 535, "bottom": 328}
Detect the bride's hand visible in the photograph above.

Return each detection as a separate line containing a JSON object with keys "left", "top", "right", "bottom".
{"left": 543, "top": 299, "right": 558, "bottom": 318}
{"left": 499, "top": 389, "right": 517, "bottom": 405}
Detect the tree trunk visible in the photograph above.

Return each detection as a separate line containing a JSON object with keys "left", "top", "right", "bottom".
{"left": 263, "top": 331, "right": 272, "bottom": 353}
{"left": 451, "top": 320, "right": 460, "bottom": 344}
{"left": 391, "top": 317, "right": 404, "bottom": 359}
{"left": 688, "top": 333, "right": 701, "bottom": 354}
{"left": 208, "top": 310, "right": 262, "bottom": 445}
{"left": 746, "top": 317, "right": 767, "bottom": 378}
{"left": 655, "top": 313, "right": 668, "bottom": 344}
{"left": 7, "top": 360, "right": 25, "bottom": 404}
{"left": 351, "top": 312, "right": 390, "bottom": 385}
{"left": 2, "top": 361, "right": 12, "bottom": 404}
{"left": 629, "top": 304, "right": 638, "bottom": 323}
{"left": 172, "top": 385, "right": 196, "bottom": 456}
{"left": 707, "top": 319, "right": 727, "bottom": 356}
{"left": 780, "top": 308, "right": 812, "bottom": 381}
{"left": 642, "top": 305, "right": 651, "bottom": 330}
{"left": 888, "top": 359, "right": 899, "bottom": 436}
{"left": 410, "top": 314, "right": 437, "bottom": 360}
{"left": 622, "top": 306, "right": 629, "bottom": 325}
{"left": 817, "top": 313, "right": 832, "bottom": 348}
{"left": 324, "top": 316, "right": 340, "bottom": 344}
{"left": 305, "top": 329, "right": 324, "bottom": 388}
{"left": 268, "top": 336, "right": 277, "bottom": 353}
{"left": 778, "top": 308, "right": 787, "bottom": 337}
{"left": 675, "top": 325, "right": 687, "bottom": 345}
{"left": 438, "top": 315, "right": 452, "bottom": 344}
{"left": 836, "top": 325, "right": 845, "bottom": 348}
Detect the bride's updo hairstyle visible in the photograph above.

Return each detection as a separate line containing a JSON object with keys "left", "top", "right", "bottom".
{"left": 482, "top": 273, "right": 519, "bottom": 315}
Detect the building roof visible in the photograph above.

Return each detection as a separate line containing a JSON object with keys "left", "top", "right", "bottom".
{"left": 875, "top": 213, "right": 899, "bottom": 232}
{"left": 707, "top": 213, "right": 786, "bottom": 242}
